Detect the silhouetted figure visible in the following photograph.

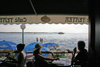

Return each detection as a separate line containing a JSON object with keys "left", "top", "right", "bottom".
{"left": 8, "top": 44, "right": 26, "bottom": 67}
{"left": 36, "top": 37, "right": 38, "bottom": 42}
{"left": 33, "top": 44, "right": 59, "bottom": 67}
{"left": 40, "top": 38, "right": 43, "bottom": 43}
{"left": 72, "top": 41, "right": 88, "bottom": 67}
{"left": 41, "top": 38, "right": 43, "bottom": 43}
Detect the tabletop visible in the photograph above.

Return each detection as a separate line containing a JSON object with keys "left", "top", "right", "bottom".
{"left": 52, "top": 58, "right": 72, "bottom": 67}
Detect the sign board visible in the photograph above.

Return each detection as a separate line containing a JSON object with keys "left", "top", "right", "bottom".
{"left": 0, "top": 15, "right": 88, "bottom": 25}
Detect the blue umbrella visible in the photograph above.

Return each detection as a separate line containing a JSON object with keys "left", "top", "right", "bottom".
{"left": 43, "top": 43, "right": 59, "bottom": 48}
{"left": 0, "top": 40, "right": 17, "bottom": 51}
{"left": 24, "top": 42, "right": 43, "bottom": 52}
{"left": 24, "top": 42, "right": 50, "bottom": 57}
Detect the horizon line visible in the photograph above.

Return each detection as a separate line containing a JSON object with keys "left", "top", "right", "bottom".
{"left": 0, "top": 32, "right": 88, "bottom": 33}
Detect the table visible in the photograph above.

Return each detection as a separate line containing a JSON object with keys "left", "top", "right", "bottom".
{"left": 52, "top": 58, "right": 72, "bottom": 67}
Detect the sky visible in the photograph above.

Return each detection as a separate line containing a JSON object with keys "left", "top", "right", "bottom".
{"left": 0, "top": 24, "right": 88, "bottom": 33}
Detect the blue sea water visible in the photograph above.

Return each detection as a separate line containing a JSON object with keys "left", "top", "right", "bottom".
{"left": 0, "top": 33, "right": 88, "bottom": 50}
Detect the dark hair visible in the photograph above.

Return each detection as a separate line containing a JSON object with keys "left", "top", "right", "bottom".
{"left": 35, "top": 44, "right": 41, "bottom": 48}
{"left": 17, "top": 43, "right": 25, "bottom": 51}
{"left": 78, "top": 41, "right": 85, "bottom": 50}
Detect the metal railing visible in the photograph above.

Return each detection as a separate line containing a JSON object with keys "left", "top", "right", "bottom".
{"left": 0, "top": 51, "right": 75, "bottom": 60}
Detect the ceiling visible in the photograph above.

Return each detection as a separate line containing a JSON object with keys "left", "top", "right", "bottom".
{"left": 0, "top": 0, "right": 88, "bottom": 15}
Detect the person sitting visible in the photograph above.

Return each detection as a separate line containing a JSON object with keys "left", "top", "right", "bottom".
{"left": 33, "top": 43, "right": 60, "bottom": 67}
{"left": 72, "top": 41, "right": 88, "bottom": 67}
{"left": 8, "top": 43, "right": 26, "bottom": 67}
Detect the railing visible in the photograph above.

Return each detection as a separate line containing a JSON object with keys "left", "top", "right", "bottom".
{"left": 0, "top": 51, "right": 77, "bottom": 61}
{"left": 0, "top": 51, "right": 80, "bottom": 67}
{"left": 53, "top": 52, "right": 73, "bottom": 59}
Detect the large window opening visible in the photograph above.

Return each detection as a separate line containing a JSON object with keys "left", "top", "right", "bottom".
{"left": 0, "top": 24, "right": 88, "bottom": 50}
{"left": 0, "top": 23, "right": 88, "bottom": 59}
{"left": 0, "top": 15, "right": 88, "bottom": 66}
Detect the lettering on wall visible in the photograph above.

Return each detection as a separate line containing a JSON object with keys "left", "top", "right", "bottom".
{"left": 0, "top": 18, "right": 13, "bottom": 23}
{"left": 15, "top": 17, "right": 27, "bottom": 22}
{"left": 65, "top": 17, "right": 88, "bottom": 22}
{"left": 0, "top": 17, "right": 27, "bottom": 23}
{"left": 0, "top": 17, "right": 88, "bottom": 24}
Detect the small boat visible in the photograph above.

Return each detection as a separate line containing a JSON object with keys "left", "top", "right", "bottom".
{"left": 58, "top": 32, "right": 64, "bottom": 34}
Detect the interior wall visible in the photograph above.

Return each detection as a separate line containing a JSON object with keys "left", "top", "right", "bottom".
{"left": 89, "top": 0, "right": 100, "bottom": 67}
{"left": 95, "top": 7, "right": 100, "bottom": 67}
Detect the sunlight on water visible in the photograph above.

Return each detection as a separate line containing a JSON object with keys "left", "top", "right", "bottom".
{"left": 0, "top": 33, "right": 88, "bottom": 50}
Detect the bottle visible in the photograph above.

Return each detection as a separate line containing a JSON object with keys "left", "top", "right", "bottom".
{"left": 66, "top": 52, "right": 71, "bottom": 65}
{"left": 66, "top": 52, "right": 69, "bottom": 65}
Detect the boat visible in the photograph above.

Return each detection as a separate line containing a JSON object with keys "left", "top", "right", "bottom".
{"left": 58, "top": 32, "right": 64, "bottom": 34}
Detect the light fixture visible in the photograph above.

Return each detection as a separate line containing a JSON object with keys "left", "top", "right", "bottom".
{"left": 41, "top": 15, "right": 50, "bottom": 23}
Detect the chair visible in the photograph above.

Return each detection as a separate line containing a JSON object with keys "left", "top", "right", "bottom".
{"left": 27, "top": 61, "right": 34, "bottom": 67}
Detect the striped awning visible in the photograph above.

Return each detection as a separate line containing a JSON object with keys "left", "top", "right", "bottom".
{"left": 0, "top": 15, "right": 88, "bottom": 25}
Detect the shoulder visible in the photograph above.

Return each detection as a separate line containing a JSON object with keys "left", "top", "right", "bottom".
{"left": 76, "top": 52, "right": 82, "bottom": 58}
{"left": 84, "top": 49, "right": 87, "bottom": 52}
{"left": 22, "top": 51, "right": 26, "bottom": 56}
{"left": 19, "top": 53, "right": 24, "bottom": 57}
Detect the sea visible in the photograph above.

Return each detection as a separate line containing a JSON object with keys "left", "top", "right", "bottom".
{"left": 0, "top": 32, "right": 88, "bottom": 50}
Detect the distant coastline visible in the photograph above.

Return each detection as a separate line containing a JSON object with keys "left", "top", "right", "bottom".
{"left": 0, "top": 32, "right": 57, "bottom": 33}
{"left": 0, "top": 32, "right": 59, "bottom": 34}
{"left": 0, "top": 32, "right": 88, "bottom": 34}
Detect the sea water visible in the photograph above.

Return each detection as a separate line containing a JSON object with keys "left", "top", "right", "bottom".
{"left": 0, "top": 32, "right": 88, "bottom": 50}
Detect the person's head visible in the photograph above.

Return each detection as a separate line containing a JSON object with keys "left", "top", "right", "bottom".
{"left": 33, "top": 44, "right": 42, "bottom": 53}
{"left": 33, "top": 44, "right": 42, "bottom": 55}
{"left": 35, "top": 44, "right": 41, "bottom": 51}
{"left": 77, "top": 41, "right": 85, "bottom": 51}
{"left": 17, "top": 43, "right": 25, "bottom": 52}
